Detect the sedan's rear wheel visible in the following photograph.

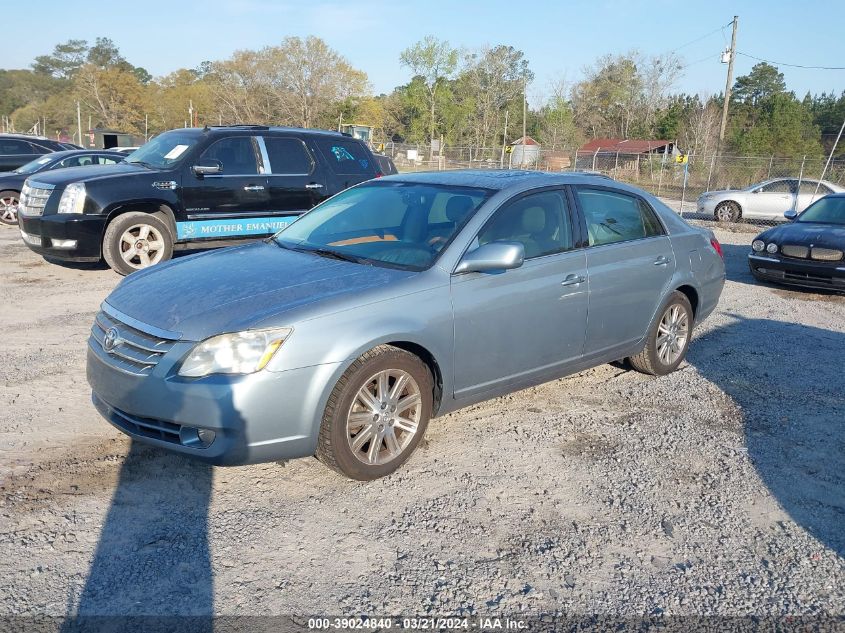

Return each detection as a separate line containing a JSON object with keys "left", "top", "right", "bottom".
{"left": 317, "top": 345, "right": 432, "bottom": 480}
{"left": 629, "top": 291, "right": 693, "bottom": 376}
{"left": 0, "top": 191, "right": 20, "bottom": 225}
{"left": 714, "top": 201, "right": 741, "bottom": 223}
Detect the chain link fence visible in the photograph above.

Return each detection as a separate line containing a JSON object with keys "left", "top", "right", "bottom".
{"left": 379, "top": 142, "right": 845, "bottom": 229}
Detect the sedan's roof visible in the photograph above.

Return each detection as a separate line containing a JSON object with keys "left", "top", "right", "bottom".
{"left": 379, "top": 169, "right": 615, "bottom": 191}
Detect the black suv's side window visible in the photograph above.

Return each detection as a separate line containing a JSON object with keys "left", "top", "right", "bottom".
{"left": 477, "top": 190, "right": 574, "bottom": 259}
{"left": 575, "top": 187, "right": 664, "bottom": 247}
{"left": 263, "top": 137, "right": 314, "bottom": 175}
{"left": 200, "top": 137, "right": 258, "bottom": 175}
{"left": 314, "top": 139, "right": 372, "bottom": 175}
{"left": 0, "top": 139, "right": 35, "bottom": 155}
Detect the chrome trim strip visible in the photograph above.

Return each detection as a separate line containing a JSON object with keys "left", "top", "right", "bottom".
{"left": 748, "top": 254, "right": 780, "bottom": 262}
{"left": 100, "top": 302, "right": 183, "bottom": 341}
{"left": 256, "top": 136, "right": 271, "bottom": 175}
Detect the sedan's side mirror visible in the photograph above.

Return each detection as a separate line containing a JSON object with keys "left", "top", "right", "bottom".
{"left": 454, "top": 241, "right": 525, "bottom": 274}
{"left": 192, "top": 159, "right": 222, "bottom": 176}
{"left": 784, "top": 209, "right": 798, "bottom": 221}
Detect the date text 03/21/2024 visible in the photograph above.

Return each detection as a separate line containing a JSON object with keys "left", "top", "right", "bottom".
{"left": 306, "top": 617, "right": 528, "bottom": 630}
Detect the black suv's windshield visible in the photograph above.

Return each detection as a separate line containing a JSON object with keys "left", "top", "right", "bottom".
{"left": 798, "top": 196, "right": 845, "bottom": 225}
{"left": 124, "top": 130, "right": 199, "bottom": 169}
{"left": 274, "top": 181, "right": 493, "bottom": 271}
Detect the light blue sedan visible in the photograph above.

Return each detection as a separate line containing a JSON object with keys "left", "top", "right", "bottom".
{"left": 86, "top": 171, "right": 725, "bottom": 479}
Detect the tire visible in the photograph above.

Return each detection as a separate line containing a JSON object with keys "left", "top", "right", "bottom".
{"left": 629, "top": 291, "right": 694, "bottom": 376}
{"left": 0, "top": 190, "right": 20, "bottom": 225}
{"left": 714, "top": 201, "right": 741, "bottom": 223}
{"left": 317, "top": 345, "right": 433, "bottom": 480}
{"left": 102, "top": 212, "right": 174, "bottom": 275}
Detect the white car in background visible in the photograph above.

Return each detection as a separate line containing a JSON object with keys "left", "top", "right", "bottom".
{"left": 698, "top": 178, "right": 844, "bottom": 223}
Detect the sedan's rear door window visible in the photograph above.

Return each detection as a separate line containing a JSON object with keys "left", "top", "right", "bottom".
{"left": 575, "top": 188, "right": 664, "bottom": 247}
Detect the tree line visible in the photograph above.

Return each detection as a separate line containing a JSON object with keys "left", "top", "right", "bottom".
{"left": 1, "top": 35, "right": 842, "bottom": 158}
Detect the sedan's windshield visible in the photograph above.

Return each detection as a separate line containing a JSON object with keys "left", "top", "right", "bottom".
{"left": 14, "top": 155, "right": 55, "bottom": 174}
{"left": 124, "top": 131, "right": 199, "bottom": 169}
{"left": 274, "top": 181, "right": 493, "bottom": 270}
{"left": 797, "top": 196, "right": 845, "bottom": 225}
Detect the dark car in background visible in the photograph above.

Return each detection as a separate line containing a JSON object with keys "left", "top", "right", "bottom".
{"left": 373, "top": 153, "right": 398, "bottom": 176}
{"left": 17, "top": 125, "right": 381, "bottom": 275}
{"left": 0, "top": 134, "right": 70, "bottom": 172}
{"left": 749, "top": 194, "right": 845, "bottom": 291}
{"left": 0, "top": 150, "right": 125, "bottom": 225}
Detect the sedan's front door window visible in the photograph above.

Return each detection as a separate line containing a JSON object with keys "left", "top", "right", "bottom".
{"left": 477, "top": 190, "right": 573, "bottom": 259}
{"left": 761, "top": 180, "right": 793, "bottom": 194}
{"left": 576, "top": 188, "right": 663, "bottom": 247}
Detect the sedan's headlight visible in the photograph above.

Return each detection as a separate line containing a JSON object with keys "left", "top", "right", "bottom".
{"left": 57, "top": 183, "right": 86, "bottom": 214}
{"left": 178, "top": 327, "right": 292, "bottom": 377}
{"left": 766, "top": 243, "right": 778, "bottom": 254}
{"left": 752, "top": 240, "right": 765, "bottom": 252}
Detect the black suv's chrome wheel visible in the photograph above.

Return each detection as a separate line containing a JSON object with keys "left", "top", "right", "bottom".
{"left": 102, "top": 212, "right": 174, "bottom": 275}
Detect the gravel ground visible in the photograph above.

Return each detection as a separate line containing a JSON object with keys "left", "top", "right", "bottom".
{"left": 0, "top": 221, "right": 843, "bottom": 624}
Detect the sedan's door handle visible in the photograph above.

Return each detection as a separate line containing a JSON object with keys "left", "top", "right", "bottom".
{"left": 560, "top": 274, "right": 586, "bottom": 287}
{"left": 654, "top": 255, "right": 671, "bottom": 266}
{"left": 243, "top": 185, "right": 265, "bottom": 191}
{"left": 305, "top": 183, "right": 324, "bottom": 189}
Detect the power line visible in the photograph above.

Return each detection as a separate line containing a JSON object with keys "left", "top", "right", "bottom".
{"left": 680, "top": 53, "right": 718, "bottom": 70}
{"left": 736, "top": 52, "right": 845, "bottom": 71}
{"left": 672, "top": 21, "right": 734, "bottom": 53}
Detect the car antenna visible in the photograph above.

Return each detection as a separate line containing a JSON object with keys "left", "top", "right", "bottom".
{"left": 203, "top": 124, "right": 210, "bottom": 132}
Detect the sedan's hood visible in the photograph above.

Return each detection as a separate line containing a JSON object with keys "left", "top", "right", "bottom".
{"left": 105, "top": 242, "right": 414, "bottom": 340}
{"left": 759, "top": 221, "right": 845, "bottom": 249}
{"left": 24, "top": 162, "right": 150, "bottom": 186}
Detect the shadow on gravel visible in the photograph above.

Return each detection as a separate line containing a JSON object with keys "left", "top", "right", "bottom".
{"left": 63, "top": 442, "right": 214, "bottom": 631}
{"left": 688, "top": 314, "right": 845, "bottom": 557}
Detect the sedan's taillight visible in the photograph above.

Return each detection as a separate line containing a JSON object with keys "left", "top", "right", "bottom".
{"left": 710, "top": 237, "right": 724, "bottom": 259}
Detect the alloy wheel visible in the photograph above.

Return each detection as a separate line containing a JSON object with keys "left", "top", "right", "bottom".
{"left": 656, "top": 304, "right": 689, "bottom": 366}
{"left": 346, "top": 369, "right": 422, "bottom": 466}
{"left": 118, "top": 223, "right": 166, "bottom": 269}
{"left": 0, "top": 196, "right": 19, "bottom": 225}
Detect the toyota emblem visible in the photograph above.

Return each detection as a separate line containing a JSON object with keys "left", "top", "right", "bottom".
{"left": 103, "top": 327, "right": 120, "bottom": 352}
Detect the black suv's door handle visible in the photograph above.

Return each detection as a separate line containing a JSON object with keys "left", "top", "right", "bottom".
{"left": 305, "top": 183, "right": 324, "bottom": 189}
{"left": 243, "top": 185, "right": 265, "bottom": 191}
{"left": 654, "top": 255, "right": 671, "bottom": 266}
{"left": 561, "top": 274, "right": 586, "bottom": 287}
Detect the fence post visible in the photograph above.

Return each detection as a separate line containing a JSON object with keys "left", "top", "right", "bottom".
{"left": 592, "top": 149, "right": 599, "bottom": 172}
{"left": 796, "top": 155, "right": 806, "bottom": 203}
{"left": 706, "top": 154, "right": 716, "bottom": 192}
{"left": 614, "top": 151, "right": 619, "bottom": 177}
{"left": 572, "top": 150, "right": 578, "bottom": 171}
{"left": 767, "top": 154, "right": 774, "bottom": 179}
{"left": 657, "top": 159, "right": 664, "bottom": 197}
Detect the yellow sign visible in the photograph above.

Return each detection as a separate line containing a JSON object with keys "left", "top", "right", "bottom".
{"left": 505, "top": 145, "right": 513, "bottom": 154}
{"left": 675, "top": 154, "right": 689, "bottom": 164}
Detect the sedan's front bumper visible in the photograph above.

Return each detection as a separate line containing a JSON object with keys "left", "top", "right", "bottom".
{"left": 87, "top": 343, "right": 343, "bottom": 465}
{"left": 748, "top": 253, "right": 845, "bottom": 292}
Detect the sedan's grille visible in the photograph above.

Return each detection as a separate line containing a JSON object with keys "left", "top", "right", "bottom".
{"left": 19, "top": 181, "right": 54, "bottom": 217}
{"left": 810, "top": 247, "right": 843, "bottom": 262}
{"left": 89, "top": 310, "right": 178, "bottom": 375}
{"left": 781, "top": 244, "right": 809, "bottom": 259}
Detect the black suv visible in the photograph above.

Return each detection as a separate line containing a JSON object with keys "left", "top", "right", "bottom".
{"left": 17, "top": 125, "right": 381, "bottom": 274}
{"left": 0, "top": 134, "right": 69, "bottom": 171}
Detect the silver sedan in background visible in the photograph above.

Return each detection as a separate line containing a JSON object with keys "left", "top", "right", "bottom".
{"left": 698, "top": 178, "right": 844, "bottom": 223}
{"left": 87, "top": 171, "right": 725, "bottom": 480}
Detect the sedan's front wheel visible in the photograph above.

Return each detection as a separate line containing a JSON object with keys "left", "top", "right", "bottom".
{"left": 629, "top": 291, "right": 693, "bottom": 376}
{"left": 317, "top": 345, "right": 432, "bottom": 480}
{"left": 0, "top": 191, "right": 20, "bottom": 225}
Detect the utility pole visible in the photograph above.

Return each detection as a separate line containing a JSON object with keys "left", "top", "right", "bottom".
{"left": 718, "top": 15, "right": 738, "bottom": 142}
{"left": 522, "top": 75, "right": 527, "bottom": 146}
{"left": 188, "top": 100, "right": 194, "bottom": 128}
{"left": 500, "top": 109, "right": 509, "bottom": 169}
{"left": 76, "top": 101, "right": 82, "bottom": 147}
